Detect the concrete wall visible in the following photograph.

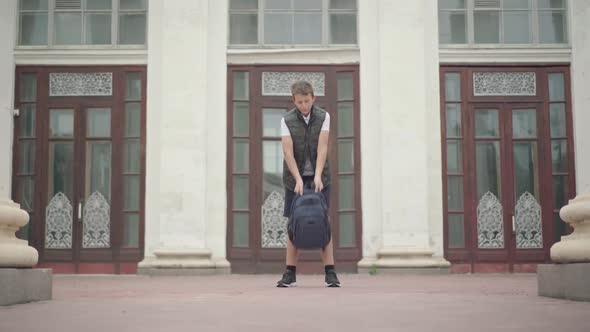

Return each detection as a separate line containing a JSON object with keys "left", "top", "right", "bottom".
{"left": 0, "top": 0, "right": 17, "bottom": 201}
{"left": 571, "top": 0, "right": 590, "bottom": 195}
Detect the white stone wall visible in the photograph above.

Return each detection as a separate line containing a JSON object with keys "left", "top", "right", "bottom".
{"left": 142, "top": 0, "right": 229, "bottom": 268}
{"left": 359, "top": 0, "right": 447, "bottom": 267}
{"left": 0, "top": 0, "right": 17, "bottom": 200}
{"left": 571, "top": 0, "right": 590, "bottom": 195}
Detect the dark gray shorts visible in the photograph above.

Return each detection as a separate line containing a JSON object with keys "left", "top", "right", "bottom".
{"left": 283, "top": 176, "right": 330, "bottom": 218}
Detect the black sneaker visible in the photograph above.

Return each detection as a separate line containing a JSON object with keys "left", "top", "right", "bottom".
{"left": 277, "top": 270, "right": 296, "bottom": 287}
{"left": 325, "top": 270, "right": 341, "bottom": 287}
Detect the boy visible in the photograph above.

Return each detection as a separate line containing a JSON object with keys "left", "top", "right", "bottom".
{"left": 277, "top": 80, "right": 340, "bottom": 288}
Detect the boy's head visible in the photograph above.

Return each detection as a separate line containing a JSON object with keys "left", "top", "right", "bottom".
{"left": 291, "top": 80, "right": 316, "bottom": 115}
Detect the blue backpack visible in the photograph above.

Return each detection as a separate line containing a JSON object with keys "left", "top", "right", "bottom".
{"left": 288, "top": 188, "right": 331, "bottom": 249}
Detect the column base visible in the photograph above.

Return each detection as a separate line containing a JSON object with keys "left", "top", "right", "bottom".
{"left": 538, "top": 263, "right": 590, "bottom": 302}
{"left": 137, "top": 248, "right": 230, "bottom": 275}
{"left": 0, "top": 199, "right": 38, "bottom": 267}
{"left": 0, "top": 268, "right": 52, "bottom": 306}
{"left": 358, "top": 247, "right": 450, "bottom": 274}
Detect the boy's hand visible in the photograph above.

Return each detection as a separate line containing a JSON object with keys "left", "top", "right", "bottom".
{"left": 314, "top": 175, "right": 324, "bottom": 193}
{"left": 294, "top": 179, "right": 304, "bottom": 196}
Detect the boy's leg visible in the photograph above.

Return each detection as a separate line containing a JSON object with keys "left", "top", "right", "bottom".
{"left": 319, "top": 237, "right": 334, "bottom": 265}
{"left": 286, "top": 239, "right": 299, "bottom": 265}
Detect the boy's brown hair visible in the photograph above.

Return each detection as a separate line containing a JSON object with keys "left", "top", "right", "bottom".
{"left": 290, "top": 80, "right": 314, "bottom": 97}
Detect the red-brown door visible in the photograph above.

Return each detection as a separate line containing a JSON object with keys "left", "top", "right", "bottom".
{"left": 227, "top": 65, "right": 361, "bottom": 273}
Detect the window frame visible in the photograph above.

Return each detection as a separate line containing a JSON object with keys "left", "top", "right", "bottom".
{"left": 439, "top": 0, "right": 569, "bottom": 48}
{"left": 228, "top": 0, "right": 358, "bottom": 48}
{"left": 16, "top": 0, "right": 148, "bottom": 48}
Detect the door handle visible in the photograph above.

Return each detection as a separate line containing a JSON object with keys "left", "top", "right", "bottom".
{"left": 511, "top": 215, "right": 515, "bottom": 233}
{"left": 78, "top": 200, "right": 83, "bottom": 222}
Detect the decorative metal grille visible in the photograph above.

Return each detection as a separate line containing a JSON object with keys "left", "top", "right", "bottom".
{"left": 262, "top": 72, "right": 325, "bottom": 96}
{"left": 82, "top": 191, "right": 111, "bottom": 248}
{"left": 515, "top": 192, "right": 543, "bottom": 249}
{"left": 473, "top": 72, "right": 536, "bottom": 96}
{"left": 261, "top": 191, "right": 289, "bottom": 248}
{"left": 45, "top": 192, "right": 73, "bottom": 249}
{"left": 477, "top": 191, "right": 505, "bottom": 248}
{"left": 50, "top": 72, "right": 113, "bottom": 96}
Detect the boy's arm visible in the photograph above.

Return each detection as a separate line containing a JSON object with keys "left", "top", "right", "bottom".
{"left": 314, "top": 131, "right": 329, "bottom": 192}
{"left": 282, "top": 135, "right": 304, "bottom": 195}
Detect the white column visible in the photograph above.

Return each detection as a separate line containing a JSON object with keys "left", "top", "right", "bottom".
{"left": 0, "top": 0, "right": 38, "bottom": 268}
{"left": 359, "top": 0, "right": 448, "bottom": 270}
{"left": 571, "top": 0, "right": 590, "bottom": 195}
{"left": 139, "top": 0, "right": 229, "bottom": 272}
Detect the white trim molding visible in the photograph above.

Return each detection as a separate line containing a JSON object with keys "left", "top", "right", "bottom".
{"left": 14, "top": 49, "right": 147, "bottom": 65}
{"left": 439, "top": 47, "right": 572, "bottom": 64}
{"left": 227, "top": 47, "right": 360, "bottom": 64}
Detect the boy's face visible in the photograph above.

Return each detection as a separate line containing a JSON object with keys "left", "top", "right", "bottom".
{"left": 292, "top": 93, "right": 316, "bottom": 115}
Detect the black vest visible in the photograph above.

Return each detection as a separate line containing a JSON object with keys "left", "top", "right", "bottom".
{"left": 282, "top": 106, "right": 330, "bottom": 191}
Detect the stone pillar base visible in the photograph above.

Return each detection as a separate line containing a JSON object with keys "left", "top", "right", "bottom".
{"left": 358, "top": 247, "right": 450, "bottom": 274}
{"left": 538, "top": 263, "right": 590, "bottom": 302}
{"left": 0, "top": 199, "right": 38, "bottom": 267}
{"left": 0, "top": 268, "right": 52, "bottom": 306}
{"left": 137, "top": 248, "right": 230, "bottom": 275}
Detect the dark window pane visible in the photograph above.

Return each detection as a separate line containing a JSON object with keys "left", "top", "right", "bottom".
{"left": 262, "top": 141, "right": 283, "bottom": 200}
{"left": 446, "top": 104, "right": 461, "bottom": 137}
{"left": 512, "top": 109, "right": 537, "bottom": 138}
{"left": 233, "top": 139, "right": 249, "bottom": 173}
{"left": 294, "top": 0, "right": 322, "bottom": 10}
{"left": 233, "top": 175, "right": 249, "bottom": 210}
{"left": 548, "top": 73, "right": 565, "bottom": 101}
{"left": 86, "top": 141, "right": 112, "bottom": 200}
{"left": 230, "top": 13, "right": 258, "bottom": 44}
{"left": 503, "top": 0, "right": 530, "bottom": 9}
{"left": 230, "top": 0, "right": 258, "bottom": 10}
{"left": 439, "top": 0, "right": 465, "bottom": 9}
{"left": 553, "top": 213, "right": 567, "bottom": 243}
{"left": 339, "top": 213, "right": 355, "bottom": 247}
{"left": 338, "top": 140, "right": 354, "bottom": 173}
{"left": 233, "top": 72, "right": 249, "bottom": 100}
{"left": 330, "top": 13, "right": 357, "bottom": 44}
{"left": 124, "top": 139, "right": 141, "bottom": 173}
{"left": 439, "top": 12, "right": 466, "bottom": 44}
{"left": 233, "top": 102, "right": 250, "bottom": 137}
{"left": 50, "top": 109, "right": 74, "bottom": 138}
{"left": 87, "top": 108, "right": 111, "bottom": 137}
{"left": 125, "top": 103, "right": 141, "bottom": 137}
{"left": 19, "top": 141, "right": 35, "bottom": 174}
{"left": 448, "top": 214, "right": 465, "bottom": 248}
{"left": 338, "top": 102, "right": 354, "bottom": 137}
{"left": 474, "top": 11, "right": 500, "bottom": 43}
{"left": 551, "top": 140, "right": 568, "bottom": 173}
{"left": 123, "top": 213, "right": 139, "bottom": 247}
{"left": 19, "top": 13, "right": 48, "bottom": 45}
{"left": 263, "top": 108, "right": 286, "bottom": 137}
{"left": 444, "top": 73, "right": 461, "bottom": 101}
{"left": 20, "top": 0, "right": 48, "bottom": 10}
{"left": 49, "top": 142, "right": 74, "bottom": 199}
{"left": 87, "top": 0, "right": 112, "bottom": 10}
{"left": 447, "top": 176, "right": 463, "bottom": 210}
{"left": 18, "top": 176, "right": 35, "bottom": 212}
{"left": 475, "top": 109, "right": 499, "bottom": 138}
{"left": 55, "top": 13, "right": 82, "bottom": 45}
{"left": 20, "top": 74, "right": 37, "bottom": 102}
{"left": 513, "top": 142, "right": 539, "bottom": 200}
{"left": 126, "top": 73, "right": 142, "bottom": 100}
{"left": 476, "top": 141, "right": 501, "bottom": 199}
{"left": 549, "top": 103, "right": 566, "bottom": 137}
{"left": 503, "top": 11, "right": 530, "bottom": 43}
{"left": 337, "top": 73, "right": 354, "bottom": 101}
{"left": 119, "top": 13, "right": 146, "bottom": 44}
{"left": 19, "top": 104, "right": 36, "bottom": 137}
{"left": 539, "top": 11, "right": 567, "bottom": 44}
{"left": 330, "top": 0, "right": 356, "bottom": 10}
{"left": 233, "top": 213, "right": 249, "bottom": 247}
{"left": 446, "top": 141, "right": 462, "bottom": 174}
{"left": 124, "top": 175, "right": 140, "bottom": 210}
{"left": 86, "top": 13, "right": 111, "bottom": 45}
{"left": 265, "top": 0, "right": 291, "bottom": 10}
{"left": 552, "top": 175, "right": 568, "bottom": 209}
{"left": 119, "top": 0, "right": 147, "bottom": 10}
{"left": 538, "top": 0, "right": 565, "bottom": 9}
{"left": 265, "top": 13, "right": 292, "bottom": 44}
{"left": 339, "top": 176, "right": 355, "bottom": 209}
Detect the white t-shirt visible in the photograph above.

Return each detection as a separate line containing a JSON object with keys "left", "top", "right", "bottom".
{"left": 281, "top": 111, "right": 330, "bottom": 176}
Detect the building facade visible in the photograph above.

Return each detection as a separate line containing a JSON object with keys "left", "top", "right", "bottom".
{"left": 1, "top": 0, "right": 589, "bottom": 274}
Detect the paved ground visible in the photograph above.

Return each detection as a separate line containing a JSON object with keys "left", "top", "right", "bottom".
{"left": 1, "top": 273, "right": 589, "bottom": 332}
